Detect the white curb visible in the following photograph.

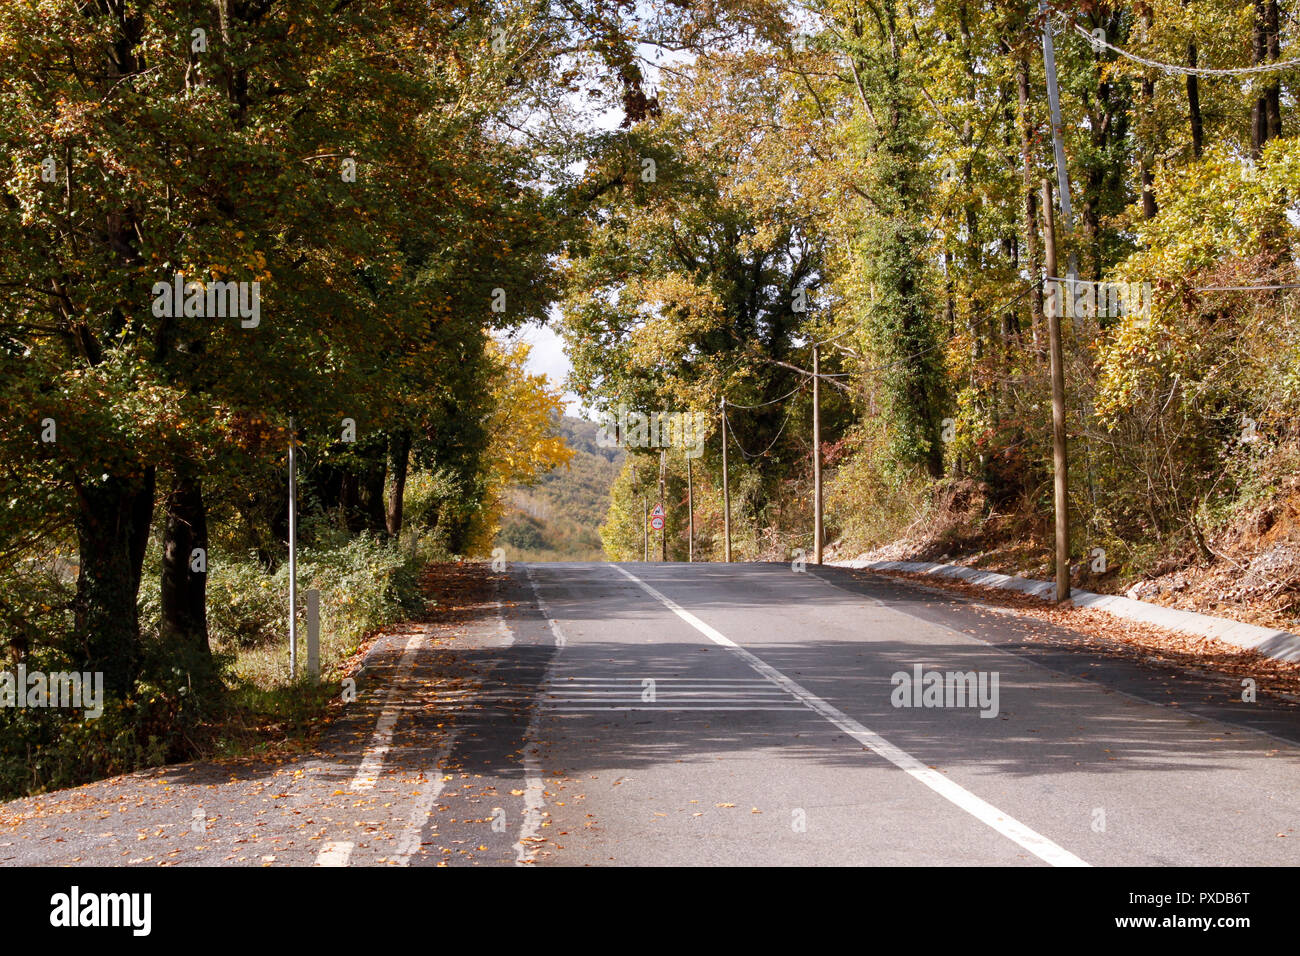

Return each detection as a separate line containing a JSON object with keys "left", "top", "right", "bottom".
{"left": 833, "top": 558, "right": 1300, "bottom": 664}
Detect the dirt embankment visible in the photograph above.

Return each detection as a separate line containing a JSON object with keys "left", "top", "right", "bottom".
{"left": 834, "top": 476, "right": 1300, "bottom": 637}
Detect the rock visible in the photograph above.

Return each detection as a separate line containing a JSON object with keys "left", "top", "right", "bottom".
{"left": 1126, "top": 580, "right": 1160, "bottom": 601}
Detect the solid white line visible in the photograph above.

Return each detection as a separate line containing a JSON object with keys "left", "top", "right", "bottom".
{"left": 391, "top": 729, "right": 461, "bottom": 866}
{"left": 545, "top": 690, "right": 788, "bottom": 697}
{"left": 491, "top": 573, "right": 514, "bottom": 647}
{"left": 559, "top": 677, "right": 776, "bottom": 682}
{"left": 525, "top": 564, "right": 567, "bottom": 648}
{"left": 613, "top": 564, "right": 1090, "bottom": 868}
{"left": 548, "top": 705, "right": 807, "bottom": 712}
{"left": 546, "top": 698, "right": 794, "bottom": 704}
{"left": 349, "top": 630, "right": 426, "bottom": 791}
{"left": 549, "top": 686, "right": 788, "bottom": 690}
{"left": 315, "top": 841, "right": 354, "bottom": 867}
{"left": 516, "top": 565, "right": 566, "bottom": 865}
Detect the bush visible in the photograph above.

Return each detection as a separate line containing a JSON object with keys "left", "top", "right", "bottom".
{"left": 201, "top": 533, "right": 425, "bottom": 691}
{"left": 0, "top": 639, "right": 219, "bottom": 798}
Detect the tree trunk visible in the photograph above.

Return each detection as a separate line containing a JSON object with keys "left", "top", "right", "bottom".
{"left": 1140, "top": 75, "right": 1158, "bottom": 219}
{"left": 339, "top": 470, "right": 360, "bottom": 530}
{"left": 385, "top": 428, "right": 412, "bottom": 537}
{"left": 1266, "top": 0, "right": 1282, "bottom": 140}
{"left": 361, "top": 461, "right": 388, "bottom": 533}
{"left": 1186, "top": 42, "right": 1203, "bottom": 159}
{"left": 159, "top": 464, "right": 212, "bottom": 672}
{"left": 1251, "top": 0, "right": 1282, "bottom": 157}
{"left": 72, "top": 468, "right": 155, "bottom": 698}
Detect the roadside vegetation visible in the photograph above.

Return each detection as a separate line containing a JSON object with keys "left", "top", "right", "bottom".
{"left": 7, "top": 0, "right": 1300, "bottom": 797}
{"left": 0, "top": 0, "right": 688, "bottom": 798}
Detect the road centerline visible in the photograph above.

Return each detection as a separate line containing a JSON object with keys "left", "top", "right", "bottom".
{"left": 612, "top": 563, "right": 1089, "bottom": 868}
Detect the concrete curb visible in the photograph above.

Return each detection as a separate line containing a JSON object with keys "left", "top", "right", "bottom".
{"left": 833, "top": 558, "right": 1300, "bottom": 664}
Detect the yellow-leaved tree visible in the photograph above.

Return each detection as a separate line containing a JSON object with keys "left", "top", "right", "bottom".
{"left": 465, "top": 339, "right": 574, "bottom": 555}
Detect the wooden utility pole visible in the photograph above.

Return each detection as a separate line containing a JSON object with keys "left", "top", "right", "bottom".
{"left": 659, "top": 450, "right": 668, "bottom": 562}
{"left": 1040, "top": 0, "right": 1079, "bottom": 278}
{"left": 812, "top": 343, "right": 823, "bottom": 565}
{"left": 1042, "top": 179, "right": 1071, "bottom": 602}
{"left": 720, "top": 397, "right": 732, "bottom": 562}
{"left": 1039, "top": 0, "right": 1074, "bottom": 232}
{"left": 686, "top": 450, "right": 694, "bottom": 563}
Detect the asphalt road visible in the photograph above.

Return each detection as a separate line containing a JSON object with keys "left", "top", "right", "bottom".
{"left": 3, "top": 561, "right": 1299, "bottom": 867}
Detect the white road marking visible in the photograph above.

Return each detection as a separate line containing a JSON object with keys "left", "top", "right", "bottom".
{"left": 516, "top": 565, "right": 566, "bottom": 865}
{"left": 613, "top": 564, "right": 1090, "bottom": 868}
{"left": 551, "top": 705, "right": 807, "bottom": 712}
{"left": 548, "top": 691, "right": 789, "bottom": 697}
{"left": 313, "top": 625, "right": 436, "bottom": 866}
{"left": 315, "top": 841, "right": 354, "bottom": 867}
{"left": 391, "top": 729, "right": 462, "bottom": 866}
{"left": 524, "top": 564, "right": 567, "bottom": 648}
{"left": 492, "top": 572, "right": 514, "bottom": 647}
{"left": 350, "top": 628, "right": 426, "bottom": 791}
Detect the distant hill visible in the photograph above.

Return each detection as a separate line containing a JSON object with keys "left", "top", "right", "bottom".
{"left": 497, "top": 415, "right": 622, "bottom": 561}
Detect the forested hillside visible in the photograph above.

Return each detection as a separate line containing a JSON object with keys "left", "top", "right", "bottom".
{"left": 497, "top": 416, "right": 623, "bottom": 561}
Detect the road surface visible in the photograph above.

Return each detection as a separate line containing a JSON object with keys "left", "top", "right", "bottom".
{"left": 3, "top": 561, "right": 1298, "bottom": 867}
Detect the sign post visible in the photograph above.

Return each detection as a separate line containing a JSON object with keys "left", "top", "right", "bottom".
{"left": 650, "top": 503, "right": 666, "bottom": 534}
{"left": 306, "top": 588, "right": 320, "bottom": 681}
{"left": 288, "top": 416, "right": 298, "bottom": 679}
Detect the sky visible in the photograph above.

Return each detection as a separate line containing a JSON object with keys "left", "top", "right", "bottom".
{"left": 514, "top": 312, "right": 580, "bottom": 414}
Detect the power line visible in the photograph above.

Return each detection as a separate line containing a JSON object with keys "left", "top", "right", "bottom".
{"left": 1197, "top": 282, "right": 1300, "bottom": 291}
{"left": 1066, "top": 20, "right": 1300, "bottom": 76}
{"left": 724, "top": 401, "right": 799, "bottom": 460}
{"left": 724, "top": 383, "right": 805, "bottom": 409}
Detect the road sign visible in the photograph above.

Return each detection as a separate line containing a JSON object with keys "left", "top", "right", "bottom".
{"left": 651, "top": 504, "right": 665, "bottom": 518}
{"left": 650, "top": 515, "right": 665, "bottom": 531}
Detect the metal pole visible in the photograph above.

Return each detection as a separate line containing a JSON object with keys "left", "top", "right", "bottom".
{"left": 288, "top": 416, "right": 297, "bottom": 678}
{"left": 812, "top": 343, "right": 823, "bottom": 565}
{"left": 642, "top": 494, "right": 648, "bottom": 562}
{"left": 686, "top": 450, "right": 694, "bottom": 563}
{"left": 1042, "top": 180, "right": 1071, "bottom": 602}
{"left": 720, "top": 397, "right": 732, "bottom": 562}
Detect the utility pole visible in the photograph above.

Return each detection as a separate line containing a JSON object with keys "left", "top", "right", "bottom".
{"left": 642, "top": 493, "right": 648, "bottom": 562}
{"left": 287, "top": 416, "right": 298, "bottom": 679}
{"left": 1042, "top": 179, "right": 1071, "bottom": 602}
{"left": 659, "top": 449, "right": 667, "bottom": 562}
{"left": 720, "top": 396, "right": 732, "bottom": 562}
{"left": 812, "top": 343, "right": 823, "bottom": 565}
{"left": 1040, "top": 0, "right": 1079, "bottom": 279}
{"left": 686, "top": 449, "right": 694, "bottom": 563}
{"left": 1040, "top": 0, "right": 1074, "bottom": 232}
